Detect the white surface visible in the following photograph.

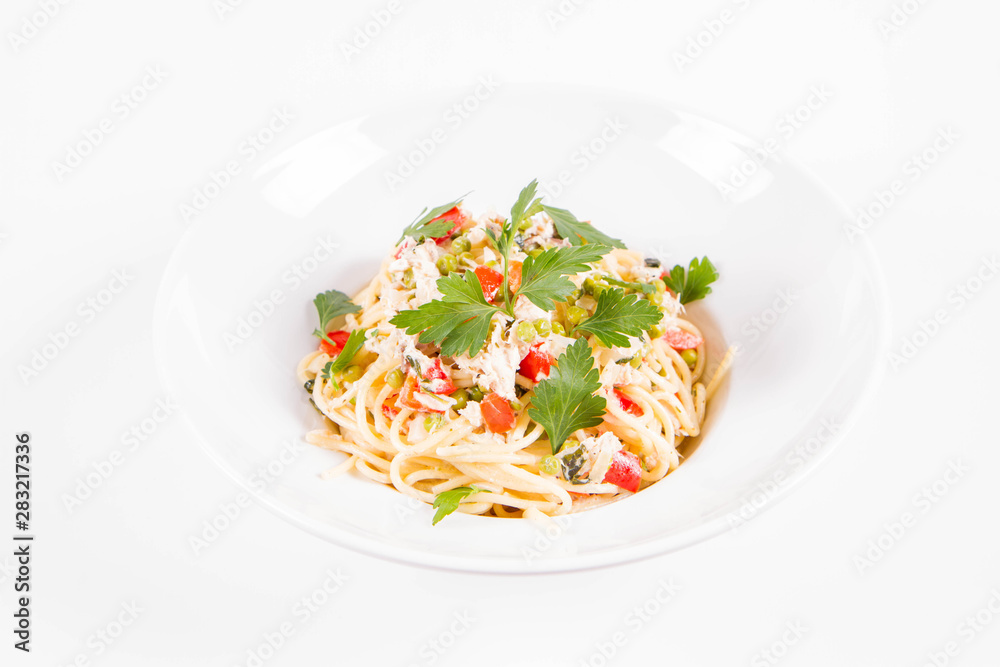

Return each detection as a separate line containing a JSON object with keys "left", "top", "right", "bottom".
{"left": 2, "top": 1, "right": 999, "bottom": 664}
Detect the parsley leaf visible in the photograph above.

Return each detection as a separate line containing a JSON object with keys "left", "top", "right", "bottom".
{"left": 313, "top": 290, "right": 361, "bottom": 334}
{"left": 663, "top": 256, "right": 719, "bottom": 305}
{"left": 541, "top": 204, "right": 625, "bottom": 249}
{"left": 517, "top": 244, "right": 610, "bottom": 311}
{"left": 390, "top": 271, "right": 500, "bottom": 357}
{"left": 576, "top": 288, "right": 661, "bottom": 348}
{"left": 432, "top": 485, "right": 485, "bottom": 525}
{"left": 321, "top": 328, "right": 368, "bottom": 382}
{"left": 399, "top": 193, "right": 470, "bottom": 243}
{"left": 510, "top": 179, "right": 542, "bottom": 229}
{"left": 528, "top": 338, "right": 607, "bottom": 455}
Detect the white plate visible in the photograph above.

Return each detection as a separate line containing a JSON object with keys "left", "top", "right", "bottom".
{"left": 154, "top": 86, "right": 888, "bottom": 573}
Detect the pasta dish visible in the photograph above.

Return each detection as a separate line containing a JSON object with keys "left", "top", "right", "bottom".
{"left": 297, "top": 181, "right": 726, "bottom": 523}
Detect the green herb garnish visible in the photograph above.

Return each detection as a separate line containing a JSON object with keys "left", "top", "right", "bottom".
{"left": 528, "top": 338, "right": 607, "bottom": 455}
{"left": 662, "top": 256, "right": 719, "bottom": 305}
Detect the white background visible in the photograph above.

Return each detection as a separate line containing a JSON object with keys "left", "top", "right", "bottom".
{"left": 3, "top": 1, "right": 1000, "bottom": 665}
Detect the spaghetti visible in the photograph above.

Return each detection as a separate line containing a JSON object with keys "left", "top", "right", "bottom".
{"left": 297, "top": 198, "right": 724, "bottom": 522}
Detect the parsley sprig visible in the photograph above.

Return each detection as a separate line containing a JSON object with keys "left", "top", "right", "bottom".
{"left": 432, "top": 485, "right": 485, "bottom": 525}
{"left": 398, "top": 193, "right": 470, "bottom": 243}
{"left": 528, "top": 338, "right": 607, "bottom": 455}
{"left": 663, "top": 256, "right": 719, "bottom": 305}
{"left": 321, "top": 328, "right": 368, "bottom": 388}
{"left": 541, "top": 204, "right": 625, "bottom": 249}
{"left": 312, "top": 290, "right": 361, "bottom": 346}
{"left": 575, "top": 288, "right": 661, "bottom": 348}
{"left": 391, "top": 271, "right": 497, "bottom": 357}
{"left": 391, "top": 180, "right": 652, "bottom": 356}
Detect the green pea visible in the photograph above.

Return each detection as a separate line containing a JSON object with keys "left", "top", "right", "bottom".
{"left": 629, "top": 356, "right": 642, "bottom": 368}
{"left": 653, "top": 278, "right": 667, "bottom": 293}
{"left": 436, "top": 254, "right": 458, "bottom": 275}
{"left": 568, "top": 288, "right": 581, "bottom": 303}
{"left": 533, "top": 319, "right": 552, "bottom": 337}
{"left": 649, "top": 324, "right": 665, "bottom": 339}
{"left": 561, "top": 438, "right": 579, "bottom": 453}
{"left": 509, "top": 397, "right": 524, "bottom": 411}
{"left": 517, "top": 321, "right": 536, "bottom": 343}
{"left": 451, "top": 235, "right": 472, "bottom": 254}
{"left": 459, "top": 251, "right": 475, "bottom": 264}
{"left": 647, "top": 291, "right": 664, "bottom": 306}
{"left": 592, "top": 283, "right": 606, "bottom": 299}
{"left": 468, "top": 386, "right": 484, "bottom": 402}
{"left": 386, "top": 368, "right": 404, "bottom": 389}
{"left": 681, "top": 349, "right": 698, "bottom": 367}
{"left": 343, "top": 365, "right": 363, "bottom": 382}
{"left": 582, "top": 277, "right": 597, "bottom": 295}
{"left": 539, "top": 455, "right": 559, "bottom": 475}
{"left": 566, "top": 306, "right": 587, "bottom": 325}
{"left": 424, "top": 414, "right": 444, "bottom": 433}
{"left": 402, "top": 268, "right": 415, "bottom": 290}
{"left": 551, "top": 321, "right": 566, "bottom": 336}
{"left": 450, "top": 389, "right": 469, "bottom": 411}
{"left": 485, "top": 260, "right": 499, "bottom": 270}
{"left": 517, "top": 217, "right": 533, "bottom": 231}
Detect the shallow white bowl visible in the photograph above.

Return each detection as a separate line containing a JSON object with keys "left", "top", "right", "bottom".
{"left": 154, "top": 86, "right": 888, "bottom": 573}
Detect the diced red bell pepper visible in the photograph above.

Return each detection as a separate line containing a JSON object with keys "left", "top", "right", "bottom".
{"left": 475, "top": 265, "right": 504, "bottom": 302}
{"left": 419, "top": 358, "right": 456, "bottom": 395}
{"left": 481, "top": 392, "right": 517, "bottom": 433}
{"left": 519, "top": 345, "right": 554, "bottom": 383}
{"left": 508, "top": 260, "right": 522, "bottom": 293}
{"left": 429, "top": 206, "right": 466, "bottom": 245}
{"left": 613, "top": 388, "right": 644, "bottom": 417}
{"left": 318, "top": 330, "right": 351, "bottom": 355}
{"left": 661, "top": 328, "right": 703, "bottom": 351}
{"left": 603, "top": 450, "right": 642, "bottom": 492}
{"left": 398, "top": 373, "right": 448, "bottom": 413}
{"left": 382, "top": 401, "right": 400, "bottom": 420}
